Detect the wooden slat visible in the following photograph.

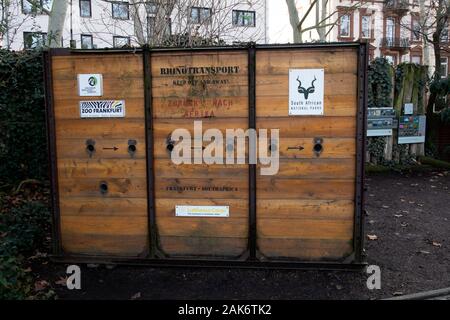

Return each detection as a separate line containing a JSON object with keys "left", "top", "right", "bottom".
{"left": 159, "top": 236, "right": 247, "bottom": 257}
{"left": 55, "top": 119, "right": 145, "bottom": 139}
{"left": 155, "top": 178, "right": 248, "bottom": 199}
{"left": 152, "top": 96, "right": 248, "bottom": 119}
{"left": 256, "top": 49, "right": 358, "bottom": 75}
{"left": 58, "top": 159, "right": 147, "bottom": 179}
{"left": 60, "top": 215, "right": 148, "bottom": 236}
{"left": 157, "top": 217, "right": 248, "bottom": 238}
{"left": 62, "top": 233, "right": 148, "bottom": 256}
{"left": 56, "top": 138, "right": 146, "bottom": 159}
{"left": 256, "top": 95, "right": 356, "bottom": 117}
{"left": 60, "top": 197, "right": 147, "bottom": 217}
{"left": 257, "top": 219, "right": 353, "bottom": 239}
{"left": 274, "top": 137, "right": 355, "bottom": 158}
{"left": 257, "top": 179, "right": 355, "bottom": 199}
{"left": 154, "top": 159, "right": 247, "bottom": 179}
{"left": 156, "top": 198, "right": 248, "bottom": 218}
{"left": 256, "top": 117, "right": 356, "bottom": 138}
{"left": 59, "top": 178, "right": 147, "bottom": 198}
{"left": 258, "top": 238, "right": 353, "bottom": 259}
{"left": 257, "top": 199, "right": 354, "bottom": 220}
{"left": 258, "top": 158, "right": 355, "bottom": 179}
{"left": 52, "top": 54, "right": 143, "bottom": 80}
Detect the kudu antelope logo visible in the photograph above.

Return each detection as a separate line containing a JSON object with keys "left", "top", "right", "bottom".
{"left": 296, "top": 76, "right": 317, "bottom": 100}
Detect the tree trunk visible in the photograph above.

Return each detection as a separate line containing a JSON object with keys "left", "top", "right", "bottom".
{"left": 286, "top": 0, "right": 302, "bottom": 43}
{"left": 47, "top": 0, "right": 68, "bottom": 48}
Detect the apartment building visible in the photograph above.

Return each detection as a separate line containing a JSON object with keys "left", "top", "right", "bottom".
{"left": 0, "top": 0, "right": 268, "bottom": 50}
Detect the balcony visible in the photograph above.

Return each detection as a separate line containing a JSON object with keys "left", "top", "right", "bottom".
{"left": 383, "top": 0, "right": 410, "bottom": 16}
{"left": 381, "top": 37, "right": 410, "bottom": 52}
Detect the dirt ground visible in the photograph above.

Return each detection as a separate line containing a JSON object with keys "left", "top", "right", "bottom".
{"left": 32, "top": 170, "right": 450, "bottom": 300}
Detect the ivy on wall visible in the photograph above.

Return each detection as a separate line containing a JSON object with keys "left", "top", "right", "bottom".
{"left": 368, "top": 57, "right": 394, "bottom": 109}
{"left": 0, "top": 50, "right": 47, "bottom": 186}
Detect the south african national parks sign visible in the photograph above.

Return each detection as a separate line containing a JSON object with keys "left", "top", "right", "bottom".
{"left": 288, "top": 69, "right": 324, "bottom": 116}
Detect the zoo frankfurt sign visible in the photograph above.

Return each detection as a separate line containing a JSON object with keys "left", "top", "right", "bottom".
{"left": 288, "top": 69, "right": 324, "bottom": 115}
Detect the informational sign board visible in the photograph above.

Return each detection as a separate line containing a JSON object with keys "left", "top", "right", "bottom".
{"left": 288, "top": 69, "right": 324, "bottom": 115}
{"left": 404, "top": 103, "right": 413, "bottom": 115}
{"left": 175, "top": 205, "right": 229, "bottom": 217}
{"left": 367, "top": 108, "right": 397, "bottom": 137}
{"left": 398, "top": 115, "right": 426, "bottom": 144}
{"left": 78, "top": 74, "right": 103, "bottom": 96}
{"left": 79, "top": 100, "right": 125, "bottom": 118}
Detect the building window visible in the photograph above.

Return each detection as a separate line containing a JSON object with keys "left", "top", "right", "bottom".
{"left": 361, "top": 15, "right": 371, "bottom": 39}
{"left": 147, "top": 16, "right": 155, "bottom": 38}
{"left": 411, "top": 17, "right": 421, "bottom": 42}
{"left": 81, "top": 34, "right": 93, "bottom": 49}
{"left": 22, "top": 0, "right": 52, "bottom": 14}
{"left": 339, "top": 14, "right": 351, "bottom": 37}
{"left": 411, "top": 56, "right": 421, "bottom": 64}
{"left": 113, "top": 36, "right": 130, "bottom": 48}
{"left": 384, "top": 55, "right": 396, "bottom": 65}
{"left": 80, "top": 0, "right": 92, "bottom": 17}
{"left": 23, "top": 32, "right": 47, "bottom": 49}
{"left": 386, "top": 18, "right": 395, "bottom": 40}
{"left": 190, "top": 7, "right": 211, "bottom": 24}
{"left": 441, "top": 22, "right": 449, "bottom": 42}
{"left": 232, "top": 10, "right": 256, "bottom": 27}
{"left": 146, "top": 2, "right": 158, "bottom": 15}
{"left": 441, "top": 57, "right": 448, "bottom": 77}
{"left": 112, "top": 2, "right": 129, "bottom": 20}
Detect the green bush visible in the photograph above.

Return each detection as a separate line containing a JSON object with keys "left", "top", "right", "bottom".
{"left": 0, "top": 201, "right": 51, "bottom": 299}
{"left": 0, "top": 49, "right": 47, "bottom": 186}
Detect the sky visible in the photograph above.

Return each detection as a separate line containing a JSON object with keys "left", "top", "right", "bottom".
{"left": 267, "top": 0, "right": 294, "bottom": 44}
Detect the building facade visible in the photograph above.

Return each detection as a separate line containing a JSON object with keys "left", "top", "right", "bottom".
{"left": 0, "top": 0, "right": 268, "bottom": 50}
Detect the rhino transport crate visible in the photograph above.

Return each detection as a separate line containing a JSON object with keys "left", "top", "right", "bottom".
{"left": 44, "top": 43, "right": 368, "bottom": 269}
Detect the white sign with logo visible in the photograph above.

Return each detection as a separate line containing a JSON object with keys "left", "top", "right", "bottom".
{"left": 175, "top": 205, "right": 229, "bottom": 217}
{"left": 79, "top": 100, "right": 125, "bottom": 118}
{"left": 78, "top": 74, "right": 103, "bottom": 96}
{"left": 289, "top": 68, "right": 324, "bottom": 115}
{"left": 404, "top": 103, "right": 413, "bottom": 115}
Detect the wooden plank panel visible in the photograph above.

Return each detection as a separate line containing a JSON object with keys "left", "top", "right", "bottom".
{"left": 153, "top": 96, "right": 248, "bottom": 119}
{"left": 56, "top": 138, "right": 146, "bottom": 159}
{"left": 58, "top": 159, "right": 147, "bottom": 179}
{"left": 257, "top": 179, "right": 355, "bottom": 199}
{"left": 157, "top": 217, "right": 248, "bottom": 238}
{"left": 52, "top": 54, "right": 143, "bottom": 80}
{"left": 258, "top": 238, "right": 353, "bottom": 259}
{"left": 53, "top": 78, "right": 144, "bottom": 100}
{"left": 60, "top": 216, "right": 148, "bottom": 236}
{"left": 54, "top": 98, "right": 144, "bottom": 120}
{"left": 274, "top": 138, "right": 355, "bottom": 159}
{"left": 258, "top": 158, "right": 356, "bottom": 179}
{"left": 55, "top": 119, "right": 145, "bottom": 139}
{"left": 60, "top": 197, "right": 147, "bottom": 217}
{"left": 153, "top": 118, "right": 248, "bottom": 138}
{"left": 256, "top": 117, "right": 356, "bottom": 138}
{"left": 256, "top": 95, "right": 356, "bottom": 117}
{"left": 62, "top": 233, "right": 148, "bottom": 256}
{"left": 155, "top": 178, "right": 248, "bottom": 199}
{"left": 256, "top": 73, "right": 357, "bottom": 97}
{"left": 154, "top": 159, "right": 247, "bottom": 179}
{"left": 159, "top": 236, "right": 247, "bottom": 257}
{"left": 256, "top": 49, "right": 357, "bottom": 74}
{"left": 257, "top": 199, "right": 354, "bottom": 220}
{"left": 59, "top": 178, "right": 147, "bottom": 198}
{"left": 257, "top": 219, "right": 353, "bottom": 239}
{"left": 156, "top": 198, "right": 248, "bottom": 218}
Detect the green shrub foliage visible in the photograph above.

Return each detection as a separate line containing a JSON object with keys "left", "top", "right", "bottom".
{"left": 0, "top": 50, "right": 47, "bottom": 185}
{"left": 368, "top": 57, "right": 394, "bottom": 108}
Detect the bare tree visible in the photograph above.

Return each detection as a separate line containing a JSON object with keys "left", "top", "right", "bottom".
{"left": 285, "top": 0, "right": 361, "bottom": 43}
{"left": 0, "top": 0, "right": 37, "bottom": 49}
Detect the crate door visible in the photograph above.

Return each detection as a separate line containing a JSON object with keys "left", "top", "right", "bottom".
{"left": 52, "top": 53, "right": 148, "bottom": 256}
{"left": 255, "top": 48, "right": 358, "bottom": 260}
{"left": 151, "top": 51, "right": 249, "bottom": 258}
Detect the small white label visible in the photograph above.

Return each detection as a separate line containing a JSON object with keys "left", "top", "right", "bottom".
{"left": 79, "top": 100, "right": 125, "bottom": 118}
{"left": 175, "top": 205, "right": 229, "bottom": 217}
{"left": 367, "top": 129, "right": 393, "bottom": 137}
{"left": 404, "top": 103, "right": 413, "bottom": 115}
{"left": 78, "top": 74, "right": 103, "bottom": 96}
{"left": 289, "top": 69, "right": 324, "bottom": 115}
